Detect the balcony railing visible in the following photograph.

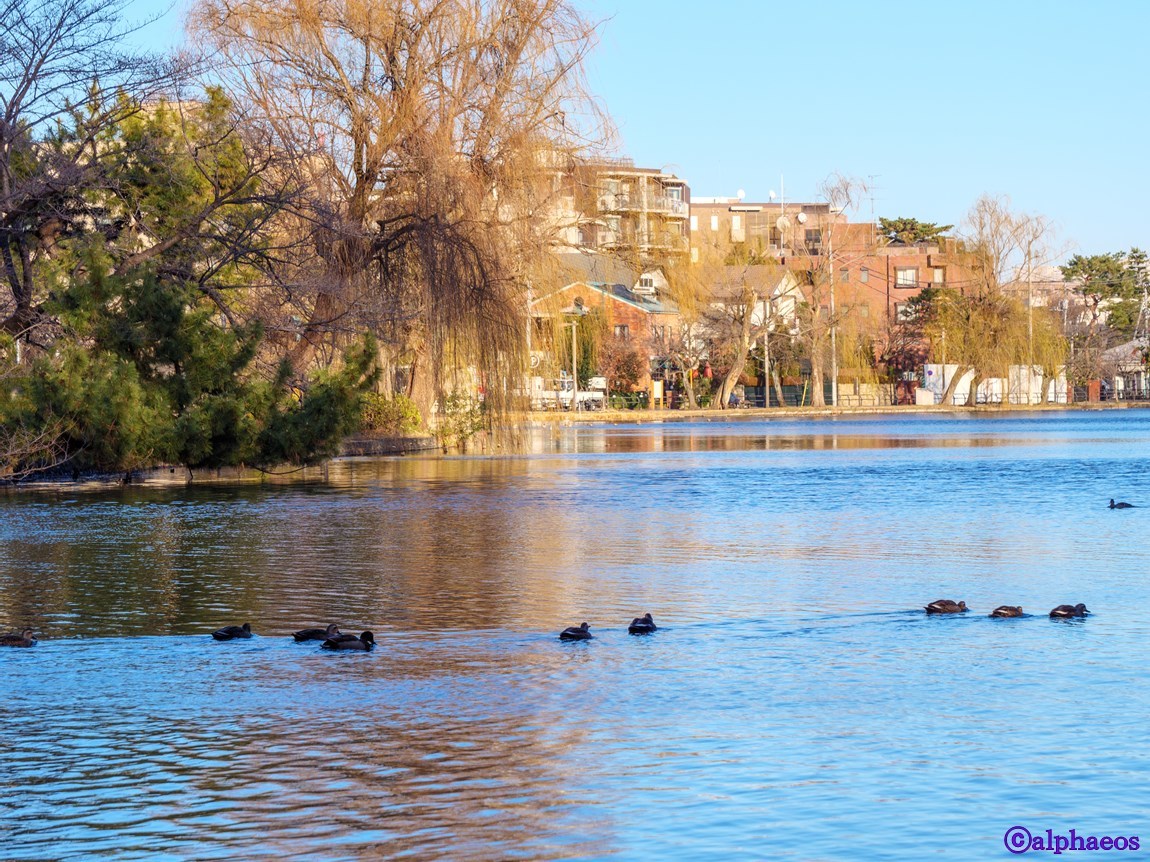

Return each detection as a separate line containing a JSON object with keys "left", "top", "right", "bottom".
{"left": 597, "top": 193, "right": 689, "bottom": 217}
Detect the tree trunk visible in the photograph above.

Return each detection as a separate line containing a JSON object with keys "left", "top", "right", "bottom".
{"left": 809, "top": 353, "right": 826, "bottom": 407}
{"left": 772, "top": 368, "right": 785, "bottom": 407}
{"left": 941, "top": 365, "right": 971, "bottom": 405}
{"left": 682, "top": 367, "right": 698, "bottom": 409}
{"left": 716, "top": 292, "right": 757, "bottom": 409}
{"left": 966, "top": 372, "right": 985, "bottom": 407}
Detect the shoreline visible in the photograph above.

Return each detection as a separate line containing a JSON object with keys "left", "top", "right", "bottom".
{"left": 4, "top": 402, "right": 1142, "bottom": 492}
{"left": 515, "top": 400, "right": 1143, "bottom": 425}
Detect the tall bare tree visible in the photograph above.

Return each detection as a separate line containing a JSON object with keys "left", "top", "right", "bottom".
{"left": 802, "top": 173, "right": 871, "bottom": 407}
{"left": 955, "top": 195, "right": 1065, "bottom": 402}
{"left": 190, "top": 0, "right": 608, "bottom": 418}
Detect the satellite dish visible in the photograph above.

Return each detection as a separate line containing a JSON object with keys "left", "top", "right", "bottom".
{"left": 776, "top": 216, "right": 791, "bottom": 231}
{"left": 736, "top": 189, "right": 746, "bottom": 200}
{"left": 768, "top": 190, "right": 777, "bottom": 201}
{"left": 796, "top": 212, "right": 808, "bottom": 224}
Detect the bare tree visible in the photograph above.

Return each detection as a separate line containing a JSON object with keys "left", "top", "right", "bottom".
{"left": 803, "top": 173, "right": 871, "bottom": 407}
{"left": 662, "top": 257, "right": 712, "bottom": 408}
{"left": 709, "top": 273, "right": 761, "bottom": 410}
{"left": 0, "top": 0, "right": 177, "bottom": 349}
{"left": 190, "top": 0, "right": 608, "bottom": 419}
{"left": 954, "top": 195, "right": 1065, "bottom": 402}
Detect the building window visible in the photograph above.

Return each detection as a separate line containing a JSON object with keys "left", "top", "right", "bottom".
{"left": 933, "top": 267, "right": 946, "bottom": 284}
{"left": 730, "top": 214, "right": 744, "bottom": 242}
{"left": 858, "top": 305, "right": 869, "bottom": 318}
{"left": 895, "top": 301, "right": 913, "bottom": 322}
{"left": 690, "top": 215, "right": 698, "bottom": 231}
{"left": 839, "top": 267, "right": 849, "bottom": 283}
{"left": 895, "top": 267, "right": 918, "bottom": 288}
{"left": 805, "top": 229, "right": 822, "bottom": 254}
{"left": 666, "top": 186, "right": 682, "bottom": 201}
{"left": 691, "top": 247, "right": 699, "bottom": 263}
{"left": 614, "top": 324, "right": 630, "bottom": 339}
{"left": 639, "top": 276, "right": 654, "bottom": 288}
{"left": 860, "top": 266, "right": 869, "bottom": 283}
{"left": 710, "top": 215, "right": 719, "bottom": 231}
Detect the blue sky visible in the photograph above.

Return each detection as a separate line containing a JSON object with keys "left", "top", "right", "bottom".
{"left": 128, "top": 0, "right": 1147, "bottom": 256}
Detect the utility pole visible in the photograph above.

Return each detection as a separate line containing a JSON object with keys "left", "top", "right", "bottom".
{"left": 1027, "top": 239, "right": 1034, "bottom": 405}
{"left": 941, "top": 327, "right": 947, "bottom": 400}
{"left": 763, "top": 297, "right": 771, "bottom": 407}
{"left": 569, "top": 320, "right": 578, "bottom": 412}
{"left": 829, "top": 216, "right": 838, "bottom": 408}
{"left": 526, "top": 284, "right": 533, "bottom": 356}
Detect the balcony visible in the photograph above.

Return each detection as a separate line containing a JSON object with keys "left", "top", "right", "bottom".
{"left": 638, "top": 232, "right": 689, "bottom": 252}
{"left": 597, "top": 193, "right": 689, "bottom": 218}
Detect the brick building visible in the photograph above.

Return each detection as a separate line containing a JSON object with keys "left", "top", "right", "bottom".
{"left": 689, "top": 196, "right": 977, "bottom": 327}
{"left": 528, "top": 253, "right": 681, "bottom": 393}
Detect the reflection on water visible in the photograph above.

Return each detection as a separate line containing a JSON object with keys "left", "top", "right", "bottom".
{"left": 4, "top": 411, "right": 1150, "bottom": 859}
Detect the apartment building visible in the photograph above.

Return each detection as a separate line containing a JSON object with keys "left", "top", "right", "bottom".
{"left": 689, "top": 195, "right": 976, "bottom": 326}
{"left": 551, "top": 158, "right": 690, "bottom": 258}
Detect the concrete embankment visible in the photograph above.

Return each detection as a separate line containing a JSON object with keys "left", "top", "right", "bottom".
{"left": 517, "top": 401, "right": 1139, "bottom": 425}
{"left": 7, "top": 434, "right": 440, "bottom": 492}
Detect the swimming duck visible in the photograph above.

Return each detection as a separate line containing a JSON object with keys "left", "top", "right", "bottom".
{"left": 627, "top": 613, "right": 657, "bottom": 634}
{"left": 1050, "top": 603, "right": 1089, "bottom": 618}
{"left": 1109, "top": 499, "right": 1134, "bottom": 509}
{"left": 211, "top": 623, "right": 252, "bottom": 641}
{"left": 559, "top": 622, "right": 593, "bottom": 641}
{"left": 321, "top": 631, "right": 374, "bottom": 651}
{"left": 0, "top": 628, "right": 37, "bottom": 647}
{"left": 989, "top": 606, "right": 1024, "bottom": 618}
{"left": 924, "top": 599, "right": 968, "bottom": 614}
{"left": 293, "top": 623, "right": 341, "bottom": 642}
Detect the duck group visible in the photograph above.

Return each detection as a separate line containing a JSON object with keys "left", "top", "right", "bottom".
{"left": 559, "top": 613, "right": 658, "bottom": 641}
{"left": 5, "top": 600, "right": 1098, "bottom": 653}
{"left": 209, "top": 621, "right": 377, "bottom": 651}
{"left": 924, "top": 599, "right": 1089, "bottom": 619}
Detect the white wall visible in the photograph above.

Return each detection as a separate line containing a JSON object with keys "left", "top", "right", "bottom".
{"left": 921, "top": 364, "right": 1068, "bottom": 405}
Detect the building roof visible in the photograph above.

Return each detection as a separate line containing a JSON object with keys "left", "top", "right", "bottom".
{"left": 553, "top": 251, "right": 637, "bottom": 287}
{"left": 1102, "top": 339, "right": 1147, "bottom": 370}
{"left": 595, "top": 281, "right": 679, "bottom": 314}
{"left": 531, "top": 278, "right": 680, "bottom": 316}
{"left": 708, "top": 265, "right": 800, "bottom": 301}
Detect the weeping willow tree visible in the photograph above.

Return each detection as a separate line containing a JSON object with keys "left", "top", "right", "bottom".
{"left": 548, "top": 307, "right": 604, "bottom": 386}
{"left": 916, "top": 288, "right": 1065, "bottom": 405}
{"left": 921, "top": 195, "right": 1067, "bottom": 404}
{"left": 190, "top": 0, "right": 609, "bottom": 423}
{"left": 834, "top": 306, "right": 880, "bottom": 391}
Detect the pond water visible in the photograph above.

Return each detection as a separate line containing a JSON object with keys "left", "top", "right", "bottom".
{"left": 3, "top": 411, "right": 1150, "bottom": 860}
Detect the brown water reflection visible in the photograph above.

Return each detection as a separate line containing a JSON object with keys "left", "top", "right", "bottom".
{"left": 525, "top": 423, "right": 1053, "bottom": 454}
